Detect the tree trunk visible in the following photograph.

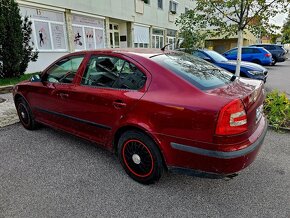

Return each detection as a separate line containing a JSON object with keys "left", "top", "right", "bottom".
{"left": 235, "top": 30, "right": 243, "bottom": 77}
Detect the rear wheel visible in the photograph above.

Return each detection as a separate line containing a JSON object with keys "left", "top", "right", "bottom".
{"left": 16, "top": 98, "right": 38, "bottom": 130}
{"left": 272, "top": 57, "right": 277, "bottom": 66}
{"left": 118, "top": 130, "right": 164, "bottom": 184}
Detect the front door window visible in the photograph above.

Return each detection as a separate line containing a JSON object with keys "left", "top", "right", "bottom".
{"left": 44, "top": 56, "right": 84, "bottom": 84}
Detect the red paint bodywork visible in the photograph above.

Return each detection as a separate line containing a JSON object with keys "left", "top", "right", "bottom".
{"left": 13, "top": 49, "right": 267, "bottom": 175}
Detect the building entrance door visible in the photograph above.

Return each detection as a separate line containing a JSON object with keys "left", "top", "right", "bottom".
{"left": 109, "top": 23, "right": 120, "bottom": 48}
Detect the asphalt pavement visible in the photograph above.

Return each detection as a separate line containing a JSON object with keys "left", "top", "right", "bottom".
{"left": 265, "top": 58, "right": 290, "bottom": 98}
{"left": 0, "top": 124, "right": 289, "bottom": 217}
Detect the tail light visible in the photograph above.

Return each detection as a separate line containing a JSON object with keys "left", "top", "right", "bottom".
{"left": 216, "top": 99, "right": 247, "bottom": 135}
{"left": 265, "top": 53, "right": 271, "bottom": 57}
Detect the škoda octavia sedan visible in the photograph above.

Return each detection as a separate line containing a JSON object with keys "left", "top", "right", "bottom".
{"left": 13, "top": 49, "right": 267, "bottom": 184}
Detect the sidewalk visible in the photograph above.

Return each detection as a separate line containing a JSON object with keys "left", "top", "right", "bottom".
{"left": 0, "top": 93, "right": 19, "bottom": 128}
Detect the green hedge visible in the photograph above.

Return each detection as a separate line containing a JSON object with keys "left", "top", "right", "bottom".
{"left": 264, "top": 90, "right": 290, "bottom": 130}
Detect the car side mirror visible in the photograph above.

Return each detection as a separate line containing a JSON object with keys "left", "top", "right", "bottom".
{"left": 30, "top": 73, "right": 42, "bottom": 82}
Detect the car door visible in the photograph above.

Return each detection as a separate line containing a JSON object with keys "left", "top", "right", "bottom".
{"left": 241, "top": 48, "right": 254, "bottom": 61}
{"left": 224, "top": 48, "right": 237, "bottom": 60}
{"left": 28, "top": 54, "right": 86, "bottom": 131}
{"left": 57, "top": 53, "right": 150, "bottom": 147}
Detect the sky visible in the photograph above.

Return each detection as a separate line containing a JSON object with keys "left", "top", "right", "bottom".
{"left": 271, "top": 13, "right": 288, "bottom": 27}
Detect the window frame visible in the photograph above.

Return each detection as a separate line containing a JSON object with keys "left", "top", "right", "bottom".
{"left": 157, "top": 0, "right": 163, "bottom": 9}
{"left": 169, "top": 0, "right": 178, "bottom": 13}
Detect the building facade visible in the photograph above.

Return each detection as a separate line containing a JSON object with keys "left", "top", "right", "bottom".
{"left": 205, "top": 30, "right": 258, "bottom": 53}
{"left": 17, "top": 0, "right": 196, "bottom": 72}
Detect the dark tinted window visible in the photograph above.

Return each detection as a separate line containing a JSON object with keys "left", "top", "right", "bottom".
{"left": 205, "top": 50, "right": 228, "bottom": 62}
{"left": 81, "top": 56, "right": 146, "bottom": 90}
{"left": 227, "top": 49, "right": 237, "bottom": 55}
{"left": 253, "top": 48, "right": 261, "bottom": 53}
{"left": 242, "top": 48, "right": 261, "bottom": 54}
{"left": 265, "top": 45, "right": 276, "bottom": 50}
{"left": 151, "top": 53, "right": 232, "bottom": 90}
{"left": 192, "top": 51, "right": 208, "bottom": 59}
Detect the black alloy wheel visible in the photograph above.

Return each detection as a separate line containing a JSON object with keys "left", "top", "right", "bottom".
{"left": 16, "top": 98, "right": 38, "bottom": 130}
{"left": 118, "top": 130, "right": 164, "bottom": 184}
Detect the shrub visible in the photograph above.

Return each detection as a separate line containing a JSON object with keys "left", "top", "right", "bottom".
{"left": 0, "top": 0, "right": 38, "bottom": 78}
{"left": 264, "top": 90, "right": 290, "bottom": 130}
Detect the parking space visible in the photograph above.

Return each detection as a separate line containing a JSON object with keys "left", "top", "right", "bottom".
{"left": 265, "top": 58, "right": 290, "bottom": 98}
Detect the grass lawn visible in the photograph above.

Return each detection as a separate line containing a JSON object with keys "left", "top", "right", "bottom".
{"left": 0, "top": 73, "right": 39, "bottom": 86}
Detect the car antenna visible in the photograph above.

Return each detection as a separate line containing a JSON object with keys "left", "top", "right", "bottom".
{"left": 161, "top": 44, "right": 171, "bottom": 52}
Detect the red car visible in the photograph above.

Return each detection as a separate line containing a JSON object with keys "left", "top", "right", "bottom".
{"left": 13, "top": 49, "right": 267, "bottom": 184}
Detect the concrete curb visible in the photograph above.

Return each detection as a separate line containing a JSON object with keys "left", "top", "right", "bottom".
{"left": 0, "top": 85, "right": 14, "bottom": 94}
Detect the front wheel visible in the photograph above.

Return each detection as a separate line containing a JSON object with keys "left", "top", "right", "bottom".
{"left": 118, "top": 130, "right": 164, "bottom": 184}
{"left": 16, "top": 98, "right": 38, "bottom": 130}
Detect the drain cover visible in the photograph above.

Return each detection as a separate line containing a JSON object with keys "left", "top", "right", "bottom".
{"left": 0, "top": 98, "right": 6, "bottom": 103}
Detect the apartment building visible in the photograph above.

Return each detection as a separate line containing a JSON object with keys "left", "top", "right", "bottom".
{"left": 17, "top": 0, "right": 196, "bottom": 72}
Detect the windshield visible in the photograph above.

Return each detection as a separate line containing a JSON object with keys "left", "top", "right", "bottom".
{"left": 151, "top": 53, "right": 232, "bottom": 90}
{"left": 205, "top": 50, "right": 228, "bottom": 62}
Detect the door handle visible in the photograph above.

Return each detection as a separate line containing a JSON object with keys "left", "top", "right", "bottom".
{"left": 113, "top": 100, "right": 126, "bottom": 109}
{"left": 57, "top": 93, "right": 69, "bottom": 98}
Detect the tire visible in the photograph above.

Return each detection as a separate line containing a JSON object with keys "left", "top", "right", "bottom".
{"left": 272, "top": 57, "right": 277, "bottom": 66}
{"left": 117, "top": 130, "right": 164, "bottom": 184}
{"left": 16, "top": 97, "right": 38, "bottom": 130}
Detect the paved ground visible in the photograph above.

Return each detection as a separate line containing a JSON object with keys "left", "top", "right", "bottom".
{"left": 265, "top": 58, "right": 290, "bottom": 98}
{"left": 0, "top": 124, "right": 289, "bottom": 217}
{"left": 0, "top": 93, "right": 18, "bottom": 128}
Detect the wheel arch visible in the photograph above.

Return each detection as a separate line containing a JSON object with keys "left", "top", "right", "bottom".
{"left": 112, "top": 124, "right": 168, "bottom": 169}
{"left": 14, "top": 93, "right": 28, "bottom": 106}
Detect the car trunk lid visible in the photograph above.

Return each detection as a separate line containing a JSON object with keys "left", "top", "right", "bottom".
{"left": 206, "top": 78, "right": 265, "bottom": 137}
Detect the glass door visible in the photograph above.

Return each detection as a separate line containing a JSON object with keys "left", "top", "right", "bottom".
{"left": 109, "top": 23, "right": 120, "bottom": 48}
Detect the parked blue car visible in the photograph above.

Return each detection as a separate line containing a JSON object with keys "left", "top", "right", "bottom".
{"left": 223, "top": 47, "right": 272, "bottom": 66}
{"left": 192, "top": 49, "right": 268, "bottom": 82}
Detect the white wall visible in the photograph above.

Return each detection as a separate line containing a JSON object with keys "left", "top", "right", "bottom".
{"left": 26, "top": 52, "right": 68, "bottom": 73}
{"left": 18, "top": 0, "right": 196, "bottom": 30}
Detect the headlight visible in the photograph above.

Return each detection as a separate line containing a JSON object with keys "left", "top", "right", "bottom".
{"left": 248, "top": 71, "right": 263, "bottom": 76}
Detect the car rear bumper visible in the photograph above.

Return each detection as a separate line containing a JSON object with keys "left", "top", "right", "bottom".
{"left": 160, "top": 117, "right": 268, "bottom": 175}
{"left": 261, "top": 59, "right": 272, "bottom": 65}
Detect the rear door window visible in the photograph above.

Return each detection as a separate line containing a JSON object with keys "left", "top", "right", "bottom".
{"left": 151, "top": 53, "right": 232, "bottom": 90}
{"left": 81, "top": 55, "right": 146, "bottom": 90}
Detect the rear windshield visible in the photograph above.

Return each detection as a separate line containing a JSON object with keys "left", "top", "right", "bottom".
{"left": 151, "top": 53, "right": 232, "bottom": 90}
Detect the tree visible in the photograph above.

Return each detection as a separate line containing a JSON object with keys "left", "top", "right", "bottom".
{"left": 282, "top": 10, "right": 290, "bottom": 43}
{"left": 176, "top": 0, "right": 289, "bottom": 77}
{"left": 20, "top": 16, "right": 38, "bottom": 75}
{"left": 176, "top": 10, "right": 210, "bottom": 52}
{"left": 0, "top": 0, "right": 38, "bottom": 79}
{"left": 0, "top": 0, "right": 23, "bottom": 78}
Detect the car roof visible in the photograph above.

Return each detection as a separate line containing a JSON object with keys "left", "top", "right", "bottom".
{"left": 250, "top": 44, "right": 277, "bottom": 46}
{"left": 68, "top": 48, "right": 177, "bottom": 59}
